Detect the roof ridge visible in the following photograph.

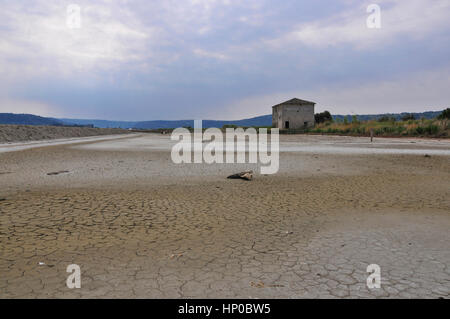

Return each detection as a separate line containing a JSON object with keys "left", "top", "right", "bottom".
{"left": 272, "top": 98, "right": 316, "bottom": 107}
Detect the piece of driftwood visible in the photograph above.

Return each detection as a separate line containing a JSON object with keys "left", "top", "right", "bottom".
{"left": 47, "top": 170, "right": 69, "bottom": 176}
{"left": 227, "top": 170, "right": 253, "bottom": 181}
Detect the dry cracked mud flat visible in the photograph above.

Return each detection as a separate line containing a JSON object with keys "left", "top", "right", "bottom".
{"left": 0, "top": 134, "right": 449, "bottom": 298}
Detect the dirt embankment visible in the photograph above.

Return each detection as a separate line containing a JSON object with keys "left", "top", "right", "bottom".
{"left": 0, "top": 125, "right": 129, "bottom": 143}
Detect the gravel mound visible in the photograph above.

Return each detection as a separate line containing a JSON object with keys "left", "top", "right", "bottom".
{"left": 0, "top": 125, "right": 128, "bottom": 143}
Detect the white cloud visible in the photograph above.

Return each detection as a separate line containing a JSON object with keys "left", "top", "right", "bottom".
{"left": 0, "top": 1, "right": 155, "bottom": 82}
{"left": 193, "top": 48, "right": 229, "bottom": 60}
{"left": 0, "top": 0, "right": 261, "bottom": 84}
{"left": 219, "top": 66, "right": 450, "bottom": 118}
{"left": 0, "top": 98, "right": 62, "bottom": 117}
{"left": 1, "top": 0, "right": 449, "bottom": 119}
{"left": 266, "top": 0, "right": 450, "bottom": 49}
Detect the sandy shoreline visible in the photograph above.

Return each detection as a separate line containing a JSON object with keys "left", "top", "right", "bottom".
{"left": 0, "top": 134, "right": 449, "bottom": 298}
{"left": 0, "top": 133, "right": 140, "bottom": 153}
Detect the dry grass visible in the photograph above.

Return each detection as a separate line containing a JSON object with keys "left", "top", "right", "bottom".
{"left": 307, "top": 119, "right": 449, "bottom": 138}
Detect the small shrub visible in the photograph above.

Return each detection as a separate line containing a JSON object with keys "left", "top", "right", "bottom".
{"left": 402, "top": 113, "right": 415, "bottom": 121}
{"left": 315, "top": 111, "right": 333, "bottom": 124}
{"left": 378, "top": 116, "right": 396, "bottom": 122}
{"left": 437, "top": 108, "right": 450, "bottom": 120}
{"left": 415, "top": 126, "right": 425, "bottom": 135}
{"left": 424, "top": 124, "right": 439, "bottom": 135}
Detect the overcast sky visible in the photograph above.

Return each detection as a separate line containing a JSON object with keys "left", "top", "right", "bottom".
{"left": 0, "top": 0, "right": 449, "bottom": 120}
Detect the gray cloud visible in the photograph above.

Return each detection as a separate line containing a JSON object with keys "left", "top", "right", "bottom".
{"left": 0, "top": 0, "right": 449, "bottom": 120}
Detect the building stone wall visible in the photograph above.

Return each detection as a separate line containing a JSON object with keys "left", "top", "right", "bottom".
{"left": 281, "top": 104, "right": 315, "bottom": 129}
{"left": 272, "top": 101, "right": 315, "bottom": 129}
{"left": 272, "top": 107, "right": 279, "bottom": 128}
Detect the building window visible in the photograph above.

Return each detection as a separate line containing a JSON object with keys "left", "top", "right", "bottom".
{"left": 285, "top": 121, "right": 290, "bottom": 129}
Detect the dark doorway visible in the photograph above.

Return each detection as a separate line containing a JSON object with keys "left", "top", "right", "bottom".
{"left": 285, "top": 121, "right": 290, "bottom": 129}
{"left": 304, "top": 121, "right": 308, "bottom": 127}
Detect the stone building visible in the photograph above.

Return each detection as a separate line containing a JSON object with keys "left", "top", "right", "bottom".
{"left": 272, "top": 98, "right": 315, "bottom": 129}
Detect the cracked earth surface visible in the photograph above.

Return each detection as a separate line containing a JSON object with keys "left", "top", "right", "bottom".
{"left": 0, "top": 135, "right": 449, "bottom": 298}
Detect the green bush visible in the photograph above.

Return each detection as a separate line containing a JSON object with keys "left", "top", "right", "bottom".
{"left": 425, "top": 125, "right": 439, "bottom": 135}
{"left": 437, "top": 108, "right": 450, "bottom": 120}
{"left": 396, "top": 126, "right": 406, "bottom": 134}
{"left": 415, "top": 126, "right": 425, "bottom": 135}
{"left": 378, "top": 116, "right": 396, "bottom": 122}
{"left": 402, "top": 113, "right": 415, "bottom": 121}
{"left": 315, "top": 111, "right": 333, "bottom": 124}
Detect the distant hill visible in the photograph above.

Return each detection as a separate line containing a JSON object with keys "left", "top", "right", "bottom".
{"left": 59, "top": 118, "right": 137, "bottom": 129}
{"left": 57, "top": 115, "right": 273, "bottom": 129}
{"left": 0, "top": 110, "right": 446, "bottom": 129}
{"left": 0, "top": 113, "right": 63, "bottom": 126}
{"left": 132, "top": 115, "right": 273, "bottom": 129}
